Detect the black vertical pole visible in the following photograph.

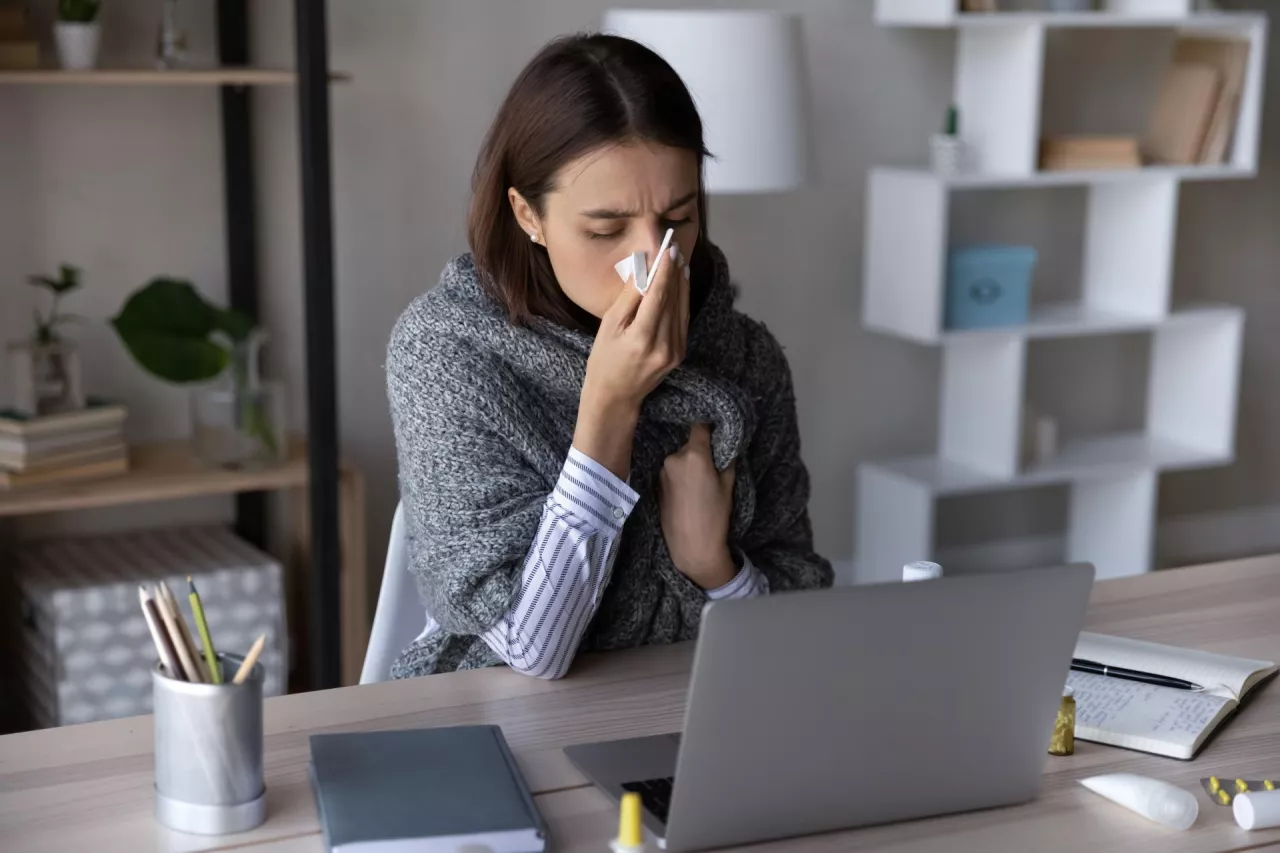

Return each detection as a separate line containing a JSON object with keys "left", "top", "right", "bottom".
{"left": 294, "top": 0, "right": 342, "bottom": 690}
{"left": 217, "top": 0, "right": 267, "bottom": 552}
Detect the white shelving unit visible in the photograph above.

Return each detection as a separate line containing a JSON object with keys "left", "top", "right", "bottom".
{"left": 856, "top": 2, "right": 1266, "bottom": 583}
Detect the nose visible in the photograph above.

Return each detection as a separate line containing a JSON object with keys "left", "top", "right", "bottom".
{"left": 633, "top": 224, "right": 665, "bottom": 261}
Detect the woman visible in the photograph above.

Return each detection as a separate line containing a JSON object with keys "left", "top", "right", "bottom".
{"left": 387, "top": 33, "right": 832, "bottom": 680}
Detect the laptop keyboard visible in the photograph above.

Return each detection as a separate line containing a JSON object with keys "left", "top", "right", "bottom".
{"left": 621, "top": 777, "right": 675, "bottom": 823}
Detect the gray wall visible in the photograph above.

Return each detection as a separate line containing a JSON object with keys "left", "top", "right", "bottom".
{"left": 3, "top": 1, "right": 1278, "bottom": 580}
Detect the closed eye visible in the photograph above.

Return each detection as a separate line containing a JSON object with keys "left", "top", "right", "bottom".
{"left": 588, "top": 230, "right": 624, "bottom": 240}
{"left": 661, "top": 217, "right": 693, "bottom": 229}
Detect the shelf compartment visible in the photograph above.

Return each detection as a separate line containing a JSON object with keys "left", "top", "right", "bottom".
{"left": 863, "top": 168, "right": 1188, "bottom": 344}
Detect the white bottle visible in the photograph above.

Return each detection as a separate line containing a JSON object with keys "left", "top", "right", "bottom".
{"left": 903, "top": 561, "right": 943, "bottom": 582}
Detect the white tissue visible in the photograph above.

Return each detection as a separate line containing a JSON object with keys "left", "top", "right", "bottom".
{"left": 1080, "top": 774, "right": 1198, "bottom": 830}
{"left": 614, "top": 251, "right": 649, "bottom": 294}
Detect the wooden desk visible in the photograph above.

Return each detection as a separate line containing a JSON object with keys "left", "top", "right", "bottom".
{"left": 3, "top": 556, "right": 1280, "bottom": 852}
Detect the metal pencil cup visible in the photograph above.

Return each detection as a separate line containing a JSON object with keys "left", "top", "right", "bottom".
{"left": 153, "top": 654, "right": 267, "bottom": 835}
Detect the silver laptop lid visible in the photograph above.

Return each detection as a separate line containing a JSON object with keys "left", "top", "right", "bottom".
{"left": 664, "top": 563, "right": 1095, "bottom": 852}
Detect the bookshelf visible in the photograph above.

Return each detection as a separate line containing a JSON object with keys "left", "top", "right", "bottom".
{"left": 0, "top": 2, "right": 354, "bottom": 691}
{"left": 856, "top": 4, "right": 1266, "bottom": 583}
{"left": 0, "top": 66, "right": 352, "bottom": 86}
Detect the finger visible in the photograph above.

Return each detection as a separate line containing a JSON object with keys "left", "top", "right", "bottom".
{"left": 632, "top": 244, "right": 677, "bottom": 338}
{"left": 687, "top": 423, "right": 712, "bottom": 448}
{"left": 603, "top": 270, "right": 644, "bottom": 329}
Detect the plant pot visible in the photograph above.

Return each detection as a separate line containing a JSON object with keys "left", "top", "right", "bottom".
{"left": 6, "top": 339, "right": 86, "bottom": 416}
{"left": 930, "top": 133, "right": 967, "bottom": 175}
{"left": 55, "top": 21, "right": 100, "bottom": 70}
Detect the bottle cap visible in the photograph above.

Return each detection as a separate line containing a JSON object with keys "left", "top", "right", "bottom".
{"left": 903, "top": 561, "right": 942, "bottom": 582}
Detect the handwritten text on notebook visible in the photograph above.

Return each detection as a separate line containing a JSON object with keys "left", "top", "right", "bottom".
{"left": 1067, "top": 671, "right": 1229, "bottom": 747}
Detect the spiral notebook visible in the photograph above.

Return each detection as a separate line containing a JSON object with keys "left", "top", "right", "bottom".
{"left": 1067, "top": 632, "right": 1277, "bottom": 760}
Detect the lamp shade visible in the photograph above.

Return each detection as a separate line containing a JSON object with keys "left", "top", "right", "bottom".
{"left": 602, "top": 9, "right": 810, "bottom": 194}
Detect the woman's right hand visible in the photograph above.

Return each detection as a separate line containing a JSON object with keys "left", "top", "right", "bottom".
{"left": 573, "top": 245, "right": 690, "bottom": 480}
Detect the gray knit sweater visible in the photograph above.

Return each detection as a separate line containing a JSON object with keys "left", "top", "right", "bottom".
{"left": 386, "top": 245, "right": 833, "bottom": 678}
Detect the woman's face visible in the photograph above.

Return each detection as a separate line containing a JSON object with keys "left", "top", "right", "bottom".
{"left": 510, "top": 141, "right": 700, "bottom": 319}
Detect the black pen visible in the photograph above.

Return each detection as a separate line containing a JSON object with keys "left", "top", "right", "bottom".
{"left": 1071, "top": 658, "right": 1203, "bottom": 691}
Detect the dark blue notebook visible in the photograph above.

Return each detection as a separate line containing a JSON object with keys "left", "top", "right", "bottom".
{"left": 309, "top": 725, "right": 548, "bottom": 853}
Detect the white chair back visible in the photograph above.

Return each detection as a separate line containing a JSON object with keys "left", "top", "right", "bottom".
{"left": 360, "top": 502, "right": 427, "bottom": 684}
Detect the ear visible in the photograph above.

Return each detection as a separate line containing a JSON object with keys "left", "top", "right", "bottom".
{"left": 508, "top": 188, "right": 543, "bottom": 243}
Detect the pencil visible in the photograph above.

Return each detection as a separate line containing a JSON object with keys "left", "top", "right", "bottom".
{"left": 155, "top": 581, "right": 203, "bottom": 683}
{"left": 232, "top": 633, "right": 266, "bottom": 685}
{"left": 160, "top": 581, "right": 209, "bottom": 682}
{"left": 188, "top": 576, "right": 222, "bottom": 684}
{"left": 138, "top": 585, "right": 183, "bottom": 680}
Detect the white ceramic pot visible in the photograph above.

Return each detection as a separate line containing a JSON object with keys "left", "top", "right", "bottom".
{"left": 930, "top": 133, "right": 967, "bottom": 175}
{"left": 55, "top": 21, "right": 101, "bottom": 71}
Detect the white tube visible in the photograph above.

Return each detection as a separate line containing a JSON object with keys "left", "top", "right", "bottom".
{"left": 1080, "top": 774, "right": 1198, "bottom": 830}
{"left": 1235, "top": 790, "right": 1280, "bottom": 830}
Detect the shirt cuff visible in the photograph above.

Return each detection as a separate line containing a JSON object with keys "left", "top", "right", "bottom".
{"left": 706, "top": 552, "right": 770, "bottom": 601}
{"left": 555, "top": 447, "right": 641, "bottom": 534}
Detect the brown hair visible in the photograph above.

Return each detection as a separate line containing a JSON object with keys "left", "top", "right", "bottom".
{"left": 468, "top": 33, "right": 712, "bottom": 332}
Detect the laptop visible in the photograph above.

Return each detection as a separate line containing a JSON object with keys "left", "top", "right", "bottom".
{"left": 565, "top": 562, "right": 1095, "bottom": 852}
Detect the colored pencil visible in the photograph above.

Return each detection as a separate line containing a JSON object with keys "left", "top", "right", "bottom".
{"left": 138, "top": 586, "right": 183, "bottom": 680}
{"left": 155, "top": 581, "right": 202, "bottom": 682}
{"left": 188, "top": 576, "right": 222, "bottom": 684}
{"left": 232, "top": 633, "right": 266, "bottom": 685}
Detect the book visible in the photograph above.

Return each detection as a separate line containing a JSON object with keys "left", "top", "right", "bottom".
{"left": 0, "top": 427, "right": 123, "bottom": 467}
{"left": 1068, "top": 632, "right": 1277, "bottom": 760}
{"left": 1173, "top": 36, "right": 1250, "bottom": 165}
{"left": 1143, "top": 62, "right": 1222, "bottom": 165}
{"left": 0, "top": 40, "right": 37, "bottom": 70}
{"left": 0, "top": 442, "right": 125, "bottom": 475}
{"left": 1039, "top": 136, "right": 1141, "bottom": 171}
{"left": 310, "top": 726, "right": 547, "bottom": 853}
{"left": 0, "top": 454, "right": 128, "bottom": 491}
{"left": 0, "top": 401, "right": 127, "bottom": 439}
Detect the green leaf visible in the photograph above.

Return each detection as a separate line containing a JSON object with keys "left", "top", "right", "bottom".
{"left": 111, "top": 278, "right": 231, "bottom": 383}
{"left": 215, "top": 308, "right": 255, "bottom": 343}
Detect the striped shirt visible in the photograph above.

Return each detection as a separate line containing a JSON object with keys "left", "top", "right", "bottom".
{"left": 415, "top": 447, "right": 769, "bottom": 679}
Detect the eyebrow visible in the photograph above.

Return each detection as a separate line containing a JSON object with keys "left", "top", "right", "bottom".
{"left": 579, "top": 191, "right": 698, "bottom": 220}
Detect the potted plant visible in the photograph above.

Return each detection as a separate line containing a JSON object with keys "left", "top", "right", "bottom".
{"left": 112, "top": 277, "right": 284, "bottom": 469}
{"left": 6, "top": 264, "right": 87, "bottom": 416}
{"left": 55, "top": 0, "right": 102, "bottom": 71}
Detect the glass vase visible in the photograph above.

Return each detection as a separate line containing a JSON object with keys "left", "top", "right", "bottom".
{"left": 6, "top": 339, "right": 86, "bottom": 417}
{"left": 155, "top": 0, "right": 187, "bottom": 69}
{"left": 191, "top": 333, "right": 285, "bottom": 470}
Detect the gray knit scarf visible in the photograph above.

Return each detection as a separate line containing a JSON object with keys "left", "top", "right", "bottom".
{"left": 386, "top": 243, "right": 832, "bottom": 678}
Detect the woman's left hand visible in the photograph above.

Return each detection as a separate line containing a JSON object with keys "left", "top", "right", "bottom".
{"left": 659, "top": 423, "right": 737, "bottom": 590}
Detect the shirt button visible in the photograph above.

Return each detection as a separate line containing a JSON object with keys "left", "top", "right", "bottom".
{"left": 612, "top": 507, "right": 625, "bottom": 520}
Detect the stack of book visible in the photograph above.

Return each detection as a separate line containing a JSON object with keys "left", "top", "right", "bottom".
{"left": 0, "top": 402, "right": 129, "bottom": 490}
{"left": 0, "top": 4, "right": 38, "bottom": 70}
{"left": 1144, "top": 36, "right": 1251, "bottom": 166}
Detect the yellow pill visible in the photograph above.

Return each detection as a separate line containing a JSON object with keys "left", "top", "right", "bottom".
{"left": 1236, "top": 778, "right": 1250, "bottom": 793}
{"left": 1218, "top": 789, "right": 1232, "bottom": 805}
{"left": 1209, "top": 776, "right": 1221, "bottom": 793}
{"left": 1265, "top": 780, "right": 1276, "bottom": 791}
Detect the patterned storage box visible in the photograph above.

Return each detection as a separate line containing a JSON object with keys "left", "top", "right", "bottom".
{"left": 13, "top": 525, "right": 288, "bottom": 727}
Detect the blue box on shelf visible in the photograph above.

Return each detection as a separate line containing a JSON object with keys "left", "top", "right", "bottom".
{"left": 944, "top": 245, "right": 1038, "bottom": 330}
